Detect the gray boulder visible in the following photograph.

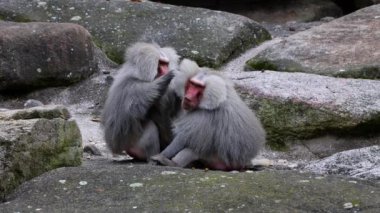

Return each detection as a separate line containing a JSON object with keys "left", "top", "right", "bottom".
{"left": 0, "top": 0, "right": 271, "bottom": 67}
{"left": 245, "top": 4, "right": 380, "bottom": 79}
{"left": 0, "top": 21, "right": 98, "bottom": 92}
{"left": 305, "top": 145, "right": 380, "bottom": 180}
{"left": 155, "top": 0, "right": 343, "bottom": 23}
{"left": 0, "top": 105, "right": 82, "bottom": 200}
{"left": 1, "top": 161, "right": 379, "bottom": 212}
{"left": 227, "top": 71, "right": 380, "bottom": 155}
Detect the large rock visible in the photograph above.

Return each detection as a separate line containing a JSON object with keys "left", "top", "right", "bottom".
{"left": 0, "top": 21, "right": 98, "bottom": 92}
{"left": 0, "top": 105, "right": 82, "bottom": 200}
{"left": 0, "top": 45, "right": 118, "bottom": 156}
{"left": 0, "top": 0, "right": 271, "bottom": 67}
{"left": 155, "top": 0, "right": 343, "bottom": 23}
{"left": 245, "top": 5, "right": 380, "bottom": 79}
{"left": 226, "top": 71, "right": 380, "bottom": 154}
{"left": 1, "top": 161, "right": 379, "bottom": 212}
{"left": 305, "top": 145, "right": 380, "bottom": 180}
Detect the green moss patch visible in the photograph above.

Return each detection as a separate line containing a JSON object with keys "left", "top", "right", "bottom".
{"left": 245, "top": 58, "right": 278, "bottom": 71}
{"left": 245, "top": 57, "right": 306, "bottom": 72}
{"left": 0, "top": 11, "right": 31, "bottom": 22}
{"left": 334, "top": 66, "right": 380, "bottom": 80}
{"left": 92, "top": 38, "right": 124, "bottom": 65}
{"left": 256, "top": 99, "right": 362, "bottom": 150}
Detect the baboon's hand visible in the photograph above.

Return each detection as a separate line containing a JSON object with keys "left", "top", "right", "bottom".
{"left": 150, "top": 154, "right": 178, "bottom": 167}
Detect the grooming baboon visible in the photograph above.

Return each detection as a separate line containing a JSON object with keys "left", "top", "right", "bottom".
{"left": 151, "top": 59, "right": 266, "bottom": 170}
{"left": 102, "top": 42, "right": 179, "bottom": 160}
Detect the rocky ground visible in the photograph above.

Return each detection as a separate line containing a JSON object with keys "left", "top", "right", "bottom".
{"left": 2, "top": 13, "right": 378, "bottom": 177}
{"left": 0, "top": 1, "right": 379, "bottom": 211}
{"left": 1, "top": 4, "right": 378, "bottom": 176}
{"left": 1, "top": 159, "right": 379, "bottom": 212}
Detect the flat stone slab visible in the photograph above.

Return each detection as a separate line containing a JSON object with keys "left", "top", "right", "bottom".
{"left": 305, "top": 145, "right": 380, "bottom": 180}
{"left": 0, "top": 105, "right": 71, "bottom": 120}
{"left": 1, "top": 160, "right": 379, "bottom": 212}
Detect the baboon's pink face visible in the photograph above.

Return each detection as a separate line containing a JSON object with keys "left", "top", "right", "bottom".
{"left": 182, "top": 79, "right": 205, "bottom": 111}
{"left": 157, "top": 59, "right": 169, "bottom": 77}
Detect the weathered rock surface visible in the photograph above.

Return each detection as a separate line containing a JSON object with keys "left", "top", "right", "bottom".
{"left": 245, "top": 4, "right": 380, "bottom": 79}
{"left": 226, "top": 71, "right": 380, "bottom": 153}
{"left": 155, "top": 0, "right": 343, "bottom": 23}
{"left": 305, "top": 145, "right": 380, "bottom": 180}
{"left": 1, "top": 160, "right": 379, "bottom": 212}
{"left": 0, "top": 105, "right": 82, "bottom": 200}
{"left": 0, "top": 46, "right": 117, "bottom": 157}
{"left": 0, "top": 21, "right": 98, "bottom": 92}
{"left": 0, "top": 45, "right": 117, "bottom": 108}
{"left": 0, "top": 0, "right": 270, "bottom": 67}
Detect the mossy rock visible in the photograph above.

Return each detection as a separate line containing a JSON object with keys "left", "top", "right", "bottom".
{"left": 233, "top": 71, "right": 380, "bottom": 151}
{"left": 0, "top": 106, "right": 82, "bottom": 201}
